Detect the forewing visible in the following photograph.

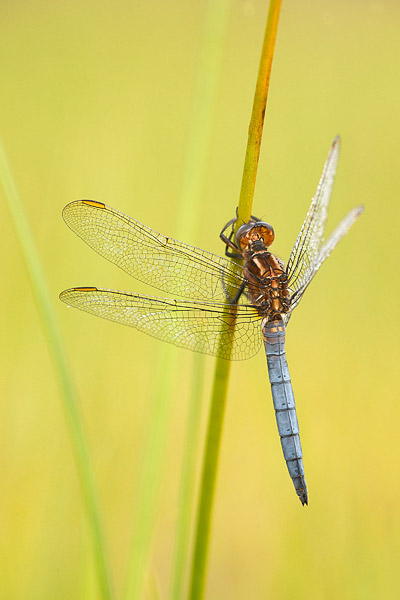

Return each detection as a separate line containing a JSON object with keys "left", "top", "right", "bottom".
{"left": 286, "top": 137, "right": 340, "bottom": 293}
{"left": 62, "top": 200, "right": 244, "bottom": 301}
{"left": 314, "top": 205, "right": 364, "bottom": 269}
{"left": 60, "top": 287, "right": 263, "bottom": 361}
{"left": 286, "top": 205, "right": 364, "bottom": 318}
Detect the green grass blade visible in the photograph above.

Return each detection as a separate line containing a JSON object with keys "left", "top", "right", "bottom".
{"left": 169, "top": 1, "right": 231, "bottom": 598}
{"left": 123, "top": 0, "right": 230, "bottom": 587}
{"left": 0, "top": 140, "right": 114, "bottom": 600}
{"left": 188, "top": 2, "right": 282, "bottom": 598}
{"left": 174, "top": 0, "right": 231, "bottom": 236}
{"left": 169, "top": 354, "right": 205, "bottom": 600}
{"left": 237, "top": 0, "right": 282, "bottom": 227}
{"left": 188, "top": 354, "right": 232, "bottom": 600}
{"left": 123, "top": 348, "right": 175, "bottom": 600}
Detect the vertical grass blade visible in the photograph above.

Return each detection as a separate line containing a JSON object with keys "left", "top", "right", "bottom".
{"left": 237, "top": 0, "right": 282, "bottom": 227}
{"left": 123, "top": 350, "right": 175, "bottom": 600}
{"left": 169, "top": 1, "right": 231, "bottom": 598}
{"left": 188, "top": 2, "right": 282, "bottom": 599}
{"left": 169, "top": 355, "right": 205, "bottom": 600}
{"left": 124, "top": 0, "right": 230, "bottom": 591}
{"left": 174, "top": 0, "right": 231, "bottom": 237}
{"left": 188, "top": 352, "right": 232, "bottom": 600}
{"left": 0, "top": 141, "right": 113, "bottom": 600}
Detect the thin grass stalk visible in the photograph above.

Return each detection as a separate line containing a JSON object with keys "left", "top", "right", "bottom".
{"left": 188, "top": 2, "right": 282, "bottom": 599}
{"left": 237, "top": 0, "right": 282, "bottom": 229}
{"left": 169, "top": 1, "right": 231, "bottom": 598}
{"left": 124, "top": 1, "right": 230, "bottom": 592}
{"left": 124, "top": 0, "right": 230, "bottom": 593}
{"left": 123, "top": 351, "right": 175, "bottom": 600}
{"left": 169, "top": 355, "right": 205, "bottom": 600}
{"left": 149, "top": 568, "right": 161, "bottom": 600}
{"left": 187, "top": 344, "right": 232, "bottom": 600}
{"left": 0, "top": 141, "right": 113, "bottom": 599}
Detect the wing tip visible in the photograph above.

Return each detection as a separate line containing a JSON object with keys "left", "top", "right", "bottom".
{"left": 355, "top": 204, "right": 365, "bottom": 216}
{"left": 59, "top": 287, "right": 99, "bottom": 301}
{"left": 81, "top": 200, "right": 106, "bottom": 209}
{"left": 62, "top": 199, "right": 106, "bottom": 217}
{"left": 347, "top": 204, "right": 365, "bottom": 223}
{"left": 331, "top": 135, "right": 341, "bottom": 155}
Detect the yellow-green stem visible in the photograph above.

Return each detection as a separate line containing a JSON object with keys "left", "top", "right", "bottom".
{"left": 188, "top": 354, "right": 231, "bottom": 600}
{"left": 237, "top": 0, "right": 282, "bottom": 230}
{"left": 188, "top": 2, "right": 282, "bottom": 599}
{"left": 0, "top": 141, "right": 113, "bottom": 600}
{"left": 169, "top": 1, "right": 231, "bottom": 598}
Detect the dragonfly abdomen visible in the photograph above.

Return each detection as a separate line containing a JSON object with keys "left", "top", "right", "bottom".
{"left": 263, "top": 320, "right": 308, "bottom": 505}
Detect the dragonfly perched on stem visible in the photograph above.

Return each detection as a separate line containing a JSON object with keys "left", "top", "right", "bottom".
{"left": 60, "top": 137, "right": 363, "bottom": 505}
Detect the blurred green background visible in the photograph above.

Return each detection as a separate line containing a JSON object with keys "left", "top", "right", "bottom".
{"left": 1, "top": 1, "right": 399, "bottom": 598}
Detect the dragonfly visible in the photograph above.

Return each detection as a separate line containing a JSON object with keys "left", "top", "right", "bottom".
{"left": 60, "top": 137, "right": 363, "bottom": 505}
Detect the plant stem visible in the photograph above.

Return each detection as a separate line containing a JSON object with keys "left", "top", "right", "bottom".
{"left": 123, "top": 350, "right": 175, "bottom": 600}
{"left": 0, "top": 141, "right": 113, "bottom": 600}
{"left": 237, "top": 0, "right": 282, "bottom": 229}
{"left": 169, "top": 1, "right": 230, "bottom": 598}
{"left": 188, "top": 2, "right": 282, "bottom": 599}
{"left": 188, "top": 354, "right": 231, "bottom": 600}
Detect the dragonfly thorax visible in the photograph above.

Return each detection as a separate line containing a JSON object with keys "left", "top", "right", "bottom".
{"left": 235, "top": 221, "right": 275, "bottom": 253}
{"left": 244, "top": 251, "right": 290, "bottom": 319}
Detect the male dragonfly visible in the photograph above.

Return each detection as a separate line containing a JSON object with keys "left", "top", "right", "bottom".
{"left": 60, "top": 137, "right": 363, "bottom": 505}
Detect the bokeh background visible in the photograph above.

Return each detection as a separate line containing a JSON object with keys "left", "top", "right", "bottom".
{"left": 1, "top": 1, "right": 399, "bottom": 598}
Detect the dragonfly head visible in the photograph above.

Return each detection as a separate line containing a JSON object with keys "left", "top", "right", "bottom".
{"left": 235, "top": 221, "right": 275, "bottom": 252}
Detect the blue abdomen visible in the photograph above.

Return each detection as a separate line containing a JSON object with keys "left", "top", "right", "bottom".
{"left": 263, "top": 320, "right": 308, "bottom": 505}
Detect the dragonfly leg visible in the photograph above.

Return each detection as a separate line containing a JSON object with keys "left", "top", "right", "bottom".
{"left": 220, "top": 210, "right": 262, "bottom": 258}
{"left": 221, "top": 278, "right": 246, "bottom": 304}
{"left": 231, "top": 280, "right": 246, "bottom": 304}
{"left": 220, "top": 216, "right": 240, "bottom": 256}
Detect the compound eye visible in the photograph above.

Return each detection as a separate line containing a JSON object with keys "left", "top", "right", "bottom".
{"left": 235, "top": 221, "right": 275, "bottom": 249}
{"left": 259, "top": 224, "right": 274, "bottom": 246}
{"left": 234, "top": 222, "right": 254, "bottom": 249}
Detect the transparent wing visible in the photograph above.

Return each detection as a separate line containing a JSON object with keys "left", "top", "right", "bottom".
{"left": 62, "top": 200, "right": 245, "bottom": 301}
{"left": 311, "top": 205, "right": 364, "bottom": 273}
{"left": 283, "top": 138, "right": 364, "bottom": 323}
{"left": 286, "top": 137, "right": 340, "bottom": 293}
{"left": 60, "top": 287, "right": 263, "bottom": 361}
{"left": 287, "top": 205, "right": 364, "bottom": 317}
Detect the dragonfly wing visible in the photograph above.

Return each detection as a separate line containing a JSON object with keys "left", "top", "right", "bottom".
{"left": 286, "top": 137, "right": 340, "bottom": 293}
{"left": 313, "top": 205, "right": 364, "bottom": 270}
{"left": 63, "top": 200, "right": 244, "bottom": 302}
{"left": 285, "top": 137, "right": 364, "bottom": 318}
{"left": 60, "top": 287, "right": 263, "bottom": 361}
{"left": 287, "top": 205, "right": 364, "bottom": 315}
